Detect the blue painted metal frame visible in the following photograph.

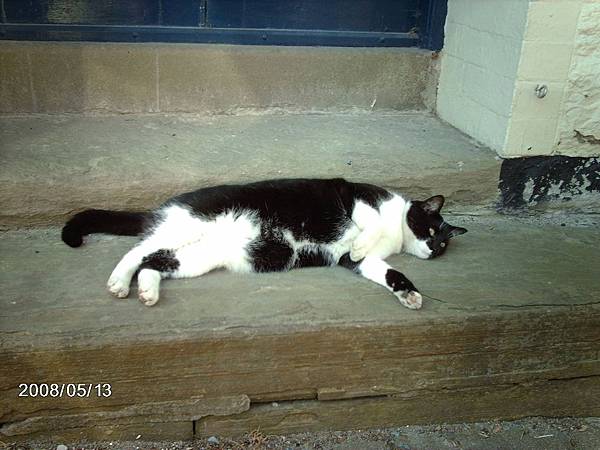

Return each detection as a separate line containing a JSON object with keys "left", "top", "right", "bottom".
{"left": 418, "top": 0, "right": 447, "bottom": 51}
{"left": 0, "top": 0, "right": 446, "bottom": 49}
{"left": 0, "top": 23, "right": 418, "bottom": 47}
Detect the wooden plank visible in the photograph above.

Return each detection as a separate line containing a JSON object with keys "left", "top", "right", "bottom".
{"left": 0, "top": 396, "right": 248, "bottom": 439}
{"left": 2, "top": 306, "right": 599, "bottom": 439}
{"left": 198, "top": 377, "right": 600, "bottom": 437}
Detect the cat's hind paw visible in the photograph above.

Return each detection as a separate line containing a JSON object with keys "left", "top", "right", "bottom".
{"left": 139, "top": 289, "right": 159, "bottom": 306}
{"left": 138, "top": 269, "right": 161, "bottom": 307}
{"left": 396, "top": 290, "right": 422, "bottom": 310}
{"left": 107, "top": 275, "right": 130, "bottom": 298}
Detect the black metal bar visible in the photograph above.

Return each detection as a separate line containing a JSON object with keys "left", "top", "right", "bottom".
{"left": 0, "top": 23, "right": 419, "bottom": 47}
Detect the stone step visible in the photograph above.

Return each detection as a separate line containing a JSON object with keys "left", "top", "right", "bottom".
{"left": 1, "top": 215, "right": 599, "bottom": 441}
{"left": 0, "top": 112, "right": 499, "bottom": 228}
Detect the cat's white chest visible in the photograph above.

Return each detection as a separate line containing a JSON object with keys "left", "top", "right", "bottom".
{"left": 367, "top": 196, "right": 405, "bottom": 259}
{"left": 368, "top": 232, "right": 403, "bottom": 260}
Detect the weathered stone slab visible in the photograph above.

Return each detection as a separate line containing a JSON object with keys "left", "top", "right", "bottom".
{"left": 0, "top": 42, "right": 433, "bottom": 114}
{"left": 0, "top": 47, "right": 33, "bottom": 113}
{"left": 27, "top": 43, "right": 158, "bottom": 113}
{"left": 158, "top": 45, "right": 430, "bottom": 112}
{"left": 1, "top": 217, "right": 599, "bottom": 440}
{"left": 0, "top": 112, "right": 499, "bottom": 228}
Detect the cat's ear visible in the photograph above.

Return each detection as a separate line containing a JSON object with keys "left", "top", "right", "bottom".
{"left": 447, "top": 225, "right": 467, "bottom": 238}
{"left": 422, "top": 195, "right": 445, "bottom": 214}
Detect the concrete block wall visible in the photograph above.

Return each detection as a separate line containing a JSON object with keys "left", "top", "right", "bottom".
{"left": 436, "top": 0, "right": 530, "bottom": 151}
{"left": 504, "top": 0, "right": 594, "bottom": 157}
{"left": 438, "top": 0, "right": 600, "bottom": 159}
{"left": 0, "top": 42, "right": 434, "bottom": 114}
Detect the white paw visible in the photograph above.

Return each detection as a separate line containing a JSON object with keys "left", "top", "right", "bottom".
{"left": 137, "top": 269, "right": 161, "bottom": 307}
{"left": 396, "top": 290, "right": 422, "bottom": 310}
{"left": 138, "top": 288, "right": 159, "bottom": 306}
{"left": 107, "top": 275, "right": 130, "bottom": 298}
{"left": 350, "top": 235, "right": 377, "bottom": 261}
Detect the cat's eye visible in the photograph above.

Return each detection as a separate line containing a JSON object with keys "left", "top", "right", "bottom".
{"left": 440, "top": 242, "right": 446, "bottom": 248}
{"left": 429, "top": 228, "right": 435, "bottom": 237}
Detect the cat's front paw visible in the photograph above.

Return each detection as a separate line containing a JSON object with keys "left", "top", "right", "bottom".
{"left": 350, "top": 234, "right": 378, "bottom": 261}
{"left": 396, "top": 290, "right": 422, "bottom": 310}
{"left": 107, "top": 275, "right": 130, "bottom": 298}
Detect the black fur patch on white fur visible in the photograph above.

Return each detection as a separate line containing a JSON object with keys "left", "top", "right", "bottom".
{"left": 249, "top": 224, "right": 294, "bottom": 272}
{"left": 140, "top": 249, "right": 180, "bottom": 273}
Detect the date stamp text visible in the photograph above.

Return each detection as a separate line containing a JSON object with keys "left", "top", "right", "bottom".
{"left": 18, "top": 383, "right": 112, "bottom": 398}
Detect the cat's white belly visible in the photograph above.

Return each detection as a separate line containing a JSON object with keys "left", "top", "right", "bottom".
{"left": 155, "top": 205, "right": 362, "bottom": 273}
{"left": 152, "top": 204, "right": 260, "bottom": 274}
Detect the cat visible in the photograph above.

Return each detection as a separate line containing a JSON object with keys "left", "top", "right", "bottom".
{"left": 61, "top": 178, "right": 467, "bottom": 309}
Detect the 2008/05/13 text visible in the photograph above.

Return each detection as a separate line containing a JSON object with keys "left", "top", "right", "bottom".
{"left": 18, "top": 383, "right": 112, "bottom": 398}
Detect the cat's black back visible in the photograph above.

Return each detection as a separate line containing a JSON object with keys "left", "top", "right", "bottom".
{"left": 171, "top": 178, "right": 391, "bottom": 244}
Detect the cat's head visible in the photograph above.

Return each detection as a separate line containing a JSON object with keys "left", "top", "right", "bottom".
{"left": 403, "top": 195, "right": 467, "bottom": 259}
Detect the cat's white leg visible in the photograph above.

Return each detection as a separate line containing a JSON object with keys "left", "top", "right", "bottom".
{"left": 107, "top": 205, "right": 213, "bottom": 298}
{"left": 350, "top": 201, "right": 383, "bottom": 261}
{"left": 137, "top": 268, "right": 162, "bottom": 306}
{"left": 107, "top": 245, "right": 152, "bottom": 298}
{"left": 130, "top": 244, "right": 218, "bottom": 306}
{"left": 340, "top": 254, "right": 422, "bottom": 309}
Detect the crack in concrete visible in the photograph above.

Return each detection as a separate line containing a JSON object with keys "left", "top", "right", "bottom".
{"left": 420, "top": 293, "right": 600, "bottom": 311}
{"left": 493, "top": 301, "right": 600, "bottom": 309}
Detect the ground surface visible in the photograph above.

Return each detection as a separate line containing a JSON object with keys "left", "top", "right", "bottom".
{"left": 0, "top": 112, "right": 499, "bottom": 227}
{"left": 7, "top": 417, "right": 600, "bottom": 449}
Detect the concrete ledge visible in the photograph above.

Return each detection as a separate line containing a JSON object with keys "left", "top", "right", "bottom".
{"left": 1, "top": 217, "right": 599, "bottom": 440}
{"left": 0, "top": 112, "right": 499, "bottom": 228}
{"left": 0, "top": 42, "right": 434, "bottom": 114}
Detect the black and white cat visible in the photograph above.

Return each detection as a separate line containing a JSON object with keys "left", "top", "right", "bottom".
{"left": 62, "top": 178, "right": 467, "bottom": 309}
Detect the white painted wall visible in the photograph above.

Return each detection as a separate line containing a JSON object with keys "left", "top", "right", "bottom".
{"left": 436, "top": 0, "right": 529, "bottom": 151}
{"left": 438, "top": 0, "right": 600, "bottom": 158}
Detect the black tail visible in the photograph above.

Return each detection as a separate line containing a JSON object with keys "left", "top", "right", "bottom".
{"left": 61, "top": 209, "right": 152, "bottom": 248}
